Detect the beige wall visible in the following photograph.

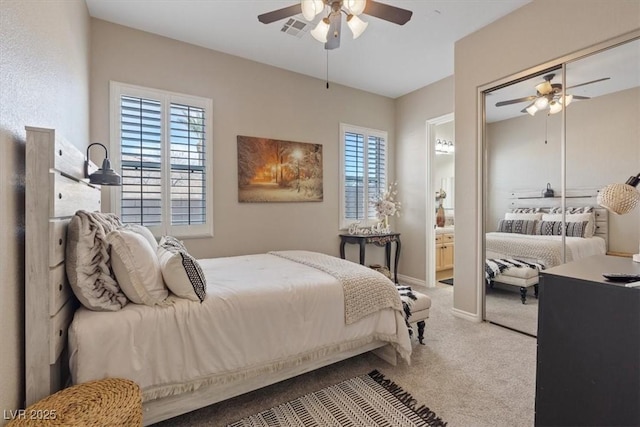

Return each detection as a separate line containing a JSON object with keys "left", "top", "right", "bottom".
{"left": 0, "top": 0, "right": 90, "bottom": 420}
{"left": 90, "top": 19, "right": 395, "bottom": 264}
{"left": 454, "top": 0, "right": 640, "bottom": 318}
{"left": 395, "top": 76, "right": 454, "bottom": 281}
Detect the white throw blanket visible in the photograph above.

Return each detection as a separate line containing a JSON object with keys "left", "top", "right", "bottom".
{"left": 270, "top": 250, "right": 403, "bottom": 325}
{"left": 485, "top": 233, "right": 574, "bottom": 268}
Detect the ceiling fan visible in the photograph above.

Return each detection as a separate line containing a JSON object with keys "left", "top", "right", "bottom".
{"left": 495, "top": 73, "right": 610, "bottom": 116}
{"left": 258, "top": 0, "right": 412, "bottom": 50}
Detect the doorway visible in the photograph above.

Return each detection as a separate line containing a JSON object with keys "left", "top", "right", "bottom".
{"left": 426, "top": 113, "right": 455, "bottom": 288}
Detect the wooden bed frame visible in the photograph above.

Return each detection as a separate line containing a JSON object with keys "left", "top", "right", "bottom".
{"left": 24, "top": 127, "right": 395, "bottom": 425}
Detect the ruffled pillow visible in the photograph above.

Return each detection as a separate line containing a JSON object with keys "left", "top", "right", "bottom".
{"left": 66, "top": 210, "right": 128, "bottom": 311}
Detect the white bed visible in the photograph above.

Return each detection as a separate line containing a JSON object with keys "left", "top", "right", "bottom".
{"left": 25, "top": 127, "right": 411, "bottom": 425}
{"left": 485, "top": 197, "right": 609, "bottom": 302}
{"left": 69, "top": 253, "right": 411, "bottom": 404}
{"left": 486, "top": 233, "right": 607, "bottom": 268}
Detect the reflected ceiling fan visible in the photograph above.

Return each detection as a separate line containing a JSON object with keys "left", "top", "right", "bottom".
{"left": 495, "top": 73, "right": 610, "bottom": 116}
{"left": 258, "top": 0, "right": 412, "bottom": 50}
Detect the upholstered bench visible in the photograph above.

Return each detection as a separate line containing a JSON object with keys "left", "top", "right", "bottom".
{"left": 400, "top": 290, "right": 431, "bottom": 345}
{"left": 7, "top": 378, "right": 142, "bottom": 426}
{"left": 491, "top": 266, "right": 539, "bottom": 304}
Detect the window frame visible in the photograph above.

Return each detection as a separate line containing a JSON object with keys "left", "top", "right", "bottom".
{"left": 339, "top": 123, "right": 388, "bottom": 230}
{"left": 109, "top": 81, "right": 214, "bottom": 239}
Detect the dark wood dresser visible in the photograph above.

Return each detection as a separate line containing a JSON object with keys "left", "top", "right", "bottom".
{"left": 535, "top": 255, "right": 640, "bottom": 426}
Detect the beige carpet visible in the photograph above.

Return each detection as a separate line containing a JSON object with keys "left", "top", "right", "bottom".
{"left": 153, "top": 286, "right": 537, "bottom": 426}
{"left": 485, "top": 285, "right": 539, "bottom": 337}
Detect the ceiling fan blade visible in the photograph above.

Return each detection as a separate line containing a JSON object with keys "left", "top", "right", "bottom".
{"left": 571, "top": 95, "right": 590, "bottom": 100}
{"left": 495, "top": 96, "right": 536, "bottom": 107}
{"left": 258, "top": 4, "right": 302, "bottom": 24}
{"left": 566, "top": 77, "right": 610, "bottom": 90}
{"left": 325, "top": 13, "right": 341, "bottom": 50}
{"left": 363, "top": 0, "right": 413, "bottom": 25}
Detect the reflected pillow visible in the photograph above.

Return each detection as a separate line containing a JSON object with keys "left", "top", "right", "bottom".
{"left": 510, "top": 208, "right": 542, "bottom": 213}
{"left": 541, "top": 213, "right": 595, "bottom": 237}
{"left": 497, "top": 219, "right": 538, "bottom": 235}
{"left": 504, "top": 212, "right": 543, "bottom": 221}
{"left": 537, "top": 221, "right": 590, "bottom": 238}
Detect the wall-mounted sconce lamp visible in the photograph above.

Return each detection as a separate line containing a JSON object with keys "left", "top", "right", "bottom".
{"left": 85, "top": 143, "right": 122, "bottom": 186}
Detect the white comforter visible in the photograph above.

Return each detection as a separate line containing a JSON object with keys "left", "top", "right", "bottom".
{"left": 69, "top": 253, "right": 412, "bottom": 401}
{"left": 485, "top": 233, "right": 606, "bottom": 268}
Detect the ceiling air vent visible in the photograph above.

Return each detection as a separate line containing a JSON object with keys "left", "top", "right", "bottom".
{"left": 280, "top": 17, "right": 309, "bottom": 38}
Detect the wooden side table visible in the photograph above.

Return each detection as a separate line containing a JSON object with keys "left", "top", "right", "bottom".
{"left": 339, "top": 233, "right": 401, "bottom": 283}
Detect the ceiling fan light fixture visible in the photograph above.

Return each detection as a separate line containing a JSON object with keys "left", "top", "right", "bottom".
{"left": 535, "top": 80, "right": 553, "bottom": 95}
{"left": 345, "top": 0, "right": 367, "bottom": 16}
{"left": 301, "top": 0, "right": 324, "bottom": 21}
{"left": 534, "top": 96, "right": 549, "bottom": 110}
{"left": 560, "top": 94, "right": 573, "bottom": 106}
{"left": 548, "top": 101, "right": 562, "bottom": 114}
{"left": 311, "top": 17, "right": 331, "bottom": 43}
{"left": 526, "top": 104, "right": 538, "bottom": 116}
{"left": 347, "top": 14, "right": 368, "bottom": 39}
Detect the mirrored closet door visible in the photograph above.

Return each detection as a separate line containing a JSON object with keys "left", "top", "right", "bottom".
{"left": 483, "top": 36, "right": 640, "bottom": 336}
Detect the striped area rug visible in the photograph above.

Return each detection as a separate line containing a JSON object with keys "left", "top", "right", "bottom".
{"left": 227, "top": 370, "right": 447, "bottom": 427}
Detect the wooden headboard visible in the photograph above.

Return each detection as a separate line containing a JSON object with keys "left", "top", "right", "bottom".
{"left": 25, "top": 127, "right": 100, "bottom": 406}
{"left": 508, "top": 188, "right": 609, "bottom": 249}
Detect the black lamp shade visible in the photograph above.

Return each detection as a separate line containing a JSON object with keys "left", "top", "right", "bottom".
{"left": 89, "top": 158, "right": 122, "bottom": 186}
{"left": 86, "top": 143, "right": 122, "bottom": 186}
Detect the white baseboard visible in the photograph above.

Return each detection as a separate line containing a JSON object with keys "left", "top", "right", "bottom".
{"left": 397, "top": 274, "right": 428, "bottom": 288}
{"left": 451, "top": 307, "right": 482, "bottom": 323}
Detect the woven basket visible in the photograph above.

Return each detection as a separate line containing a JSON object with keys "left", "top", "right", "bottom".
{"left": 7, "top": 378, "right": 142, "bottom": 427}
{"left": 597, "top": 184, "right": 640, "bottom": 215}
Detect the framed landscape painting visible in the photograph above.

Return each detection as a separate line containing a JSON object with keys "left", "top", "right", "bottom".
{"left": 237, "top": 135, "right": 323, "bottom": 202}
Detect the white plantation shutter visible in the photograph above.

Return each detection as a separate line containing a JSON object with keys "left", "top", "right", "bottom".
{"left": 340, "top": 124, "right": 388, "bottom": 228}
{"left": 120, "top": 96, "right": 163, "bottom": 226}
{"left": 344, "top": 131, "right": 365, "bottom": 220}
{"left": 367, "top": 134, "right": 386, "bottom": 219}
{"left": 111, "top": 82, "right": 213, "bottom": 238}
{"left": 169, "top": 104, "right": 206, "bottom": 225}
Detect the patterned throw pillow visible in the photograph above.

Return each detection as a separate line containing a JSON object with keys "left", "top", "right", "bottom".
{"left": 548, "top": 206, "right": 594, "bottom": 214}
{"left": 510, "top": 208, "right": 542, "bottom": 213}
{"left": 157, "top": 236, "right": 206, "bottom": 302}
{"left": 497, "top": 219, "right": 538, "bottom": 235}
{"left": 537, "top": 221, "right": 589, "bottom": 237}
{"left": 541, "top": 213, "right": 595, "bottom": 238}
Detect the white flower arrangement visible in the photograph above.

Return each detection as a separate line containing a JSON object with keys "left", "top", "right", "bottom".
{"left": 372, "top": 182, "right": 401, "bottom": 222}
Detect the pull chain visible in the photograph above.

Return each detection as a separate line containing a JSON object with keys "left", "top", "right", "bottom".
{"left": 326, "top": 49, "right": 330, "bottom": 89}
{"left": 544, "top": 113, "right": 548, "bottom": 144}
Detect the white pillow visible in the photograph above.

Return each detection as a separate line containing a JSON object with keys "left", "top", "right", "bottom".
{"left": 122, "top": 224, "right": 157, "bottom": 250}
{"left": 505, "top": 212, "right": 543, "bottom": 221}
{"left": 106, "top": 229, "right": 169, "bottom": 306}
{"left": 157, "top": 238, "right": 206, "bottom": 302}
{"left": 541, "top": 213, "right": 595, "bottom": 238}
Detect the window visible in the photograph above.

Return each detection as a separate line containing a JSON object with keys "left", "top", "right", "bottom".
{"left": 110, "top": 82, "right": 213, "bottom": 238}
{"left": 340, "top": 123, "right": 388, "bottom": 229}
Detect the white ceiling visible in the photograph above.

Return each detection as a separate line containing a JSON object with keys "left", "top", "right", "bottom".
{"left": 85, "top": 0, "right": 531, "bottom": 99}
